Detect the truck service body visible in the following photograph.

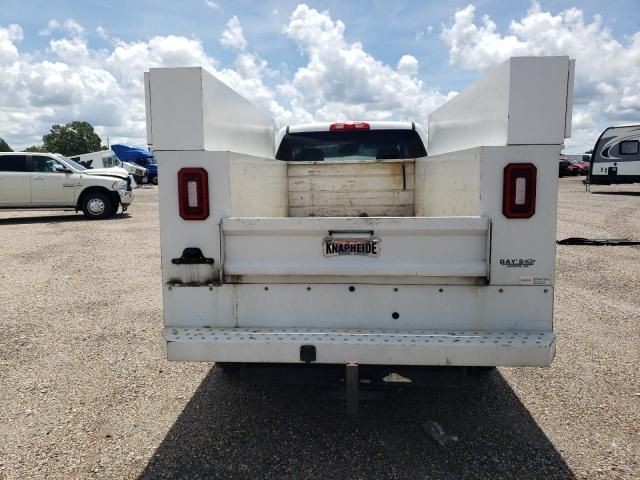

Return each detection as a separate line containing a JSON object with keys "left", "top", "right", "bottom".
{"left": 145, "top": 57, "right": 575, "bottom": 380}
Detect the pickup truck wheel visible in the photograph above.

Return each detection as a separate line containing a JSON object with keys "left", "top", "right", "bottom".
{"left": 81, "top": 192, "right": 113, "bottom": 220}
{"left": 151, "top": 175, "right": 158, "bottom": 185}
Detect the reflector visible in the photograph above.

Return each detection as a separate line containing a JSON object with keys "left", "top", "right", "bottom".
{"left": 503, "top": 163, "right": 536, "bottom": 218}
{"left": 514, "top": 177, "right": 526, "bottom": 205}
{"left": 187, "top": 181, "right": 198, "bottom": 208}
{"left": 178, "top": 168, "right": 209, "bottom": 220}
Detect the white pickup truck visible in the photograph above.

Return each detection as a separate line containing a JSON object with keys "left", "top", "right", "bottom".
{"left": 0, "top": 152, "right": 134, "bottom": 219}
{"left": 145, "top": 56, "right": 575, "bottom": 408}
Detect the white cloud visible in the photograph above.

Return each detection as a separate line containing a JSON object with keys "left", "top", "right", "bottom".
{"left": 50, "top": 37, "right": 91, "bottom": 64}
{"left": 38, "top": 20, "right": 61, "bottom": 37}
{"left": 63, "top": 19, "right": 85, "bottom": 37}
{"left": 441, "top": 2, "right": 640, "bottom": 152}
{"left": 397, "top": 54, "right": 418, "bottom": 76}
{"left": 9, "top": 4, "right": 626, "bottom": 154}
{"left": 39, "top": 18, "right": 84, "bottom": 37}
{"left": 282, "top": 4, "right": 449, "bottom": 125}
{"left": 0, "top": 24, "right": 223, "bottom": 148}
{"left": 205, "top": 0, "right": 220, "bottom": 9}
{"left": 0, "top": 18, "right": 294, "bottom": 149}
{"left": 0, "top": 24, "right": 22, "bottom": 65}
{"left": 0, "top": 7, "right": 455, "bottom": 151}
{"left": 96, "top": 26, "right": 108, "bottom": 40}
{"left": 219, "top": 16, "right": 247, "bottom": 51}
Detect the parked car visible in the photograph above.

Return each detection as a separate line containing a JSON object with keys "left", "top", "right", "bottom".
{"left": 559, "top": 159, "right": 580, "bottom": 177}
{"left": 568, "top": 160, "right": 588, "bottom": 175}
{"left": 0, "top": 152, "right": 134, "bottom": 219}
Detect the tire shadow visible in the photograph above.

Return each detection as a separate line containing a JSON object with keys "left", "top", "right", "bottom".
{"left": 590, "top": 191, "right": 640, "bottom": 196}
{"left": 0, "top": 213, "right": 131, "bottom": 225}
{"left": 139, "top": 368, "right": 575, "bottom": 480}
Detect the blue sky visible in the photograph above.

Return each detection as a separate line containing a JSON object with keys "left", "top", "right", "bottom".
{"left": 1, "top": 0, "right": 639, "bottom": 152}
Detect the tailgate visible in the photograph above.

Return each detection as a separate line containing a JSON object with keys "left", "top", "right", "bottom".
{"left": 221, "top": 217, "right": 490, "bottom": 282}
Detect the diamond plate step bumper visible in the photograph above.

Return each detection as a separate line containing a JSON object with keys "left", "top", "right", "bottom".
{"left": 164, "top": 327, "right": 556, "bottom": 367}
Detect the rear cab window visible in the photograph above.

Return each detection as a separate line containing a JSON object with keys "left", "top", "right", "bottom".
{"left": 0, "top": 154, "right": 28, "bottom": 172}
{"left": 276, "top": 129, "right": 427, "bottom": 161}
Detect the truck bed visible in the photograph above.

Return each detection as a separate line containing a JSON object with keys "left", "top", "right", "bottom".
{"left": 288, "top": 159, "right": 415, "bottom": 217}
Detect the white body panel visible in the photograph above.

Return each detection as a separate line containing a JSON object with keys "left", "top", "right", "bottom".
{"left": 0, "top": 172, "right": 31, "bottom": 206}
{"left": 145, "top": 67, "right": 274, "bottom": 158}
{"left": 222, "top": 217, "right": 489, "bottom": 279}
{"left": 30, "top": 170, "right": 78, "bottom": 205}
{"left": 149, "top": 57, "right": 574, "bottom": 368}
{"left": 592, "top": 161, "right": 640, "bottom": 177}
{"left": 164, "top": 283, "right": 551, "bottom": 332}
{"left": 158, "top": 150, "right": 287, "bottom": 282}
{"left": 428, "top": 57, "right": 574, "bottom": 155}
{"left": 418, "top": 145, "right": 560, "bottom": 286}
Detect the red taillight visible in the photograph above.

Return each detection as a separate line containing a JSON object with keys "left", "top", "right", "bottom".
{"left": 178, "top": 168, "right": 209, "bottom": 220}
{"left": 503, "top": 163, "right": 536, "bottom": 219}
{"left": 329, "top": 122, "right": 370, "bottom": 131}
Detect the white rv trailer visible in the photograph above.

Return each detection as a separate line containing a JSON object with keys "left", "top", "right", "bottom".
{"left": 588, "top": 125, "right": 640, "bottom": 185}
{"left": 145, "top": 57, "right": 575, "bottom": 397}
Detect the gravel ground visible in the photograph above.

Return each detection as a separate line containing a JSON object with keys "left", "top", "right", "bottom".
{"left": 0, "top": 178, "right": 638, "bottom": 479}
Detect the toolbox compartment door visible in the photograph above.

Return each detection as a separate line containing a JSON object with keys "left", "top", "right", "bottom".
{"left": 221, "top": 216, "right": 490, "bottom": 283}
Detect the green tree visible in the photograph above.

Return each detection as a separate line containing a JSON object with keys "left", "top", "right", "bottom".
{"left": 0, "top": 137, "right": 12, "bottom": 152}
{"left": 42, "top": 121, "right": 103, "bottom": 156}
{"left": 24, "top": 145, "right": 47, "bottom": 152}
{"left": 585, "top": 149, "right": 593, "bottom": 155}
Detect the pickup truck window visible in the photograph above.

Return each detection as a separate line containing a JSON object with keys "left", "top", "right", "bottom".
{"left": 32, "top": 156, "right": 64, "bottom": 172}
{"left": 0, "top": 154, "right": 28, "bottom": 172}
{"left": 55, "top": 155, "right": 86, "bottom": 171}
{"left": 276, "top": 129, "right": 427, "bottom": 161}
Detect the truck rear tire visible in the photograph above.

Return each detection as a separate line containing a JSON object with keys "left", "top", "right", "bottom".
{"left": 81, "top": 192, "right": 114, "bottom": 220}
{"left": 151, "top": 175, "right": 158, "bottom": 185}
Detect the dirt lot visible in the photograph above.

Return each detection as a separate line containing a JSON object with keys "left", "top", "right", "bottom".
{"left": 0, "top": 178, "right": 638, "bottom": 479}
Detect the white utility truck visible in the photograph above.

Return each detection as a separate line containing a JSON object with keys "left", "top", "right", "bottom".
{"left": 145, "top": 56, "right": 575, "bottom": 408}
{"left": 69, "top": 150, "right": 147, "bottom": 185}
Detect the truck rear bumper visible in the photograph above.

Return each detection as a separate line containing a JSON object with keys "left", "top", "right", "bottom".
{"left": 163, "top": 327, "right": 556, "bottom": 367}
